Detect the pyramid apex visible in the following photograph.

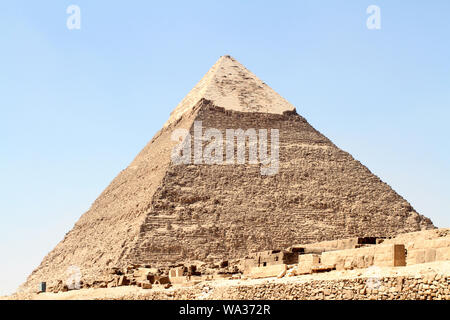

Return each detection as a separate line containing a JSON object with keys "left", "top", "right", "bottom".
{"left": 164, "top": 55, "right": 296, "bottom": 127}
{"left": 220, "top": 54, "right": 234, "bottom": 60}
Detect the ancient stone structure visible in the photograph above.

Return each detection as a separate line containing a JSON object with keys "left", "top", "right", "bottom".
{"left": 208, "top": 275, "right": 450, "bottom": 300}
{"left": 248, "top": 250, "right": 300, "bottom": 267}
{"left": 244, "top": 230, "right": 449, "bottom": 279}
{"left": 247, "top": 264, "right": 288, "bottom": 279}
{"left": 290, "top": 237, "right": 381, "bottom": 254}
{"left": 322, "top": 244, "right": 406, "bottom": 268}
{"left": 20, "top": 55, "right": 434, "bottom": 293}
{"left": 239, "top": 249, "right": 301, "bottom": 274}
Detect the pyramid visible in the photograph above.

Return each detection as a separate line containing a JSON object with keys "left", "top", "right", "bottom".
{"left": 21, "top": 55, "right": 434, "bottom": 292}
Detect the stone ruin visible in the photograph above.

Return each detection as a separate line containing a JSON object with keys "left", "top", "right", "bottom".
{"left": 242, "top": 230, "right": 449, "bottom": 279}
{"left": 40, "top": 229, "right": 449, "bottom": 294}
{"left": 19, "top": 55, "right": 435, "bottom": 294}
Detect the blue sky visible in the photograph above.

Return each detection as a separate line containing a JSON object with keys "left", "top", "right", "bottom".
{"left": 0, "top": 1, "right": 449, "bottom": 295}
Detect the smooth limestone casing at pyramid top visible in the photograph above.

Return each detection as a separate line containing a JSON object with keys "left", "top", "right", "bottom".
{"left": 20, "top": 56, "right": 434, "bottom": 292}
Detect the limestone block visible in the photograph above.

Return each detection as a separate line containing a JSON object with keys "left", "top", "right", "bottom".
{"left": 248, "top": 264, "right": 287, "bottom": 279}
{"left": 411, "top": 240, "right": 427, "bottom": 250}
{"left": 141, "top": 282, "right": 152, "bottom": 289}
{"left": 297, "top": 254, "right": 320, "bottom": 274}
{"left": 344, "top": 257, "right": 354, "bottom": 270}
{"left": 316, "top": 244, "right": 406, "bottom": 269}
{"left": 411, "top": 238, "right": 450, "bottom": 250}
{"left": 311, "top": 265, "right": 335, "bottom": 273}
{"left": 424, "top": 249, "right": 436, "bottom": 263}
{"left": 321, "top": 251, "right": 340, "bottom": 266}
{"left": 137, "top": 280, "right": 153, "bottom": 289}
{"left": 298, "top": 254, "right": 320, "bottom": 264}
{"left": 432, "top": 238, "right": 450, "bottom": 249}
{"left": 277, "top": 268, "right": 287, "bottom": 278}
{"left": 335, "top": 257, "right": 346, "bottom": 271}
{"left": 118, "top": 275, "right": 130, "bottom": 286}
{"left": 297, "top": 263, "right": 313, "bottom": 275}
{"left": 132, "top": 268, "right": 157, "bottom": 284}
{"left": 407, "top": 249, "right": 425, "bottom": 265}
{"left": 436, "top": 247, "right": 450, "bottom": 261}
{"left": 152, "top": 276, "right": 170, "bottom": 285}
{"left": 365, "top": 255, "right": 374, "bottom": 267}
{"left": 356, "top": 255, "right": 366, "bottom": 269}
{"left": 169, "top": 266, "right": 184, "bottom": 279}
{"left": 374, "top": 244, "right": 405, "bottom": 267}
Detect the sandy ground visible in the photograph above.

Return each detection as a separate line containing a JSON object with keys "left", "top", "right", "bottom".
{"left": 4, "top": 261, "right": 448, "bottom": 300}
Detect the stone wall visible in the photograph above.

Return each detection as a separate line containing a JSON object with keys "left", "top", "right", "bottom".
{"left": 208, "top": 275, "right": 449, "bottom": 300}
{"left": 298, "top": 254, "right": 321, "bottom": 274}
{"left": 320, "top": 244, "right": 406, "bottom": 270}
{"left": 240, "top": 250, "right": 300, "bottom": 273}
{"left": 246, "top": 264, "right": 287, "bottom": 279}
{"left": 406, "top": 238, "right": 450, "bottom": 265}
{"left": 291, "top": 237, "right": 380, "bottom": 253}
{"left": 81, "top": 274, "right": 448, "bottom": 300}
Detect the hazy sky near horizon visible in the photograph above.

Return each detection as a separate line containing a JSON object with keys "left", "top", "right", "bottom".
{"left": 1, "top": 1, "right": 449, "bottom": 295}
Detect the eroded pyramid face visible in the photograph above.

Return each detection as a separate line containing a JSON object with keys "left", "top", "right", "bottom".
{"left": 20, "top": 55, "right": 434, "bottom": 293}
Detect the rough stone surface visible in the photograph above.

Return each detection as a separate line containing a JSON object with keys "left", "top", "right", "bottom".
{"left": 129, "top": 101, "right": 433, "bottom": 267}
{"left": 165, "top": 55, "right": 296, "bottom": 127}
{"left": 204, "top": 276, "right": 449, "bottom": 300}
{"left": 247, "top": 264, "right": 287, "bottom": 279}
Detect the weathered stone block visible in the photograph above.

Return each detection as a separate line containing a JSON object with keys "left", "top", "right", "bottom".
{"left": 344, "top": 257, "right": 354, "bottom": 270}
{"left": 320, "top": 251, "right": 340, "bottom": 266}
{"left": 374, "top": 244, "right": 405, "bottom": 267}
{"left": 140, "top": 281, "right": 152, "bottom": 289}
{"left": 335, "top": 257, "right": 346, "bottom": 271}
{"left": 434, "top": 238, "right": 450, "bottom": 248}
{"left": 152, "top": 276, "right": 170, "bottom": 285}
{"left": 297, "top": 254, "right": 320, "bottom": 274}
{"left": 118, "top": 275, "right": 130, "bottom": 286}
{"left": 436, "top": 247, "right": 450, "bottom": 261}
{"left": 169, "top": 266, "right": 184, "bottom": 279}
{"left": 298, "top": 254, "right": 320, "bottom": 264}
{"left": 425, "top": 249, "right": 436, "bottom": 263}
{"left": 248, "top": 264, "right": 287, "bottom": 279}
